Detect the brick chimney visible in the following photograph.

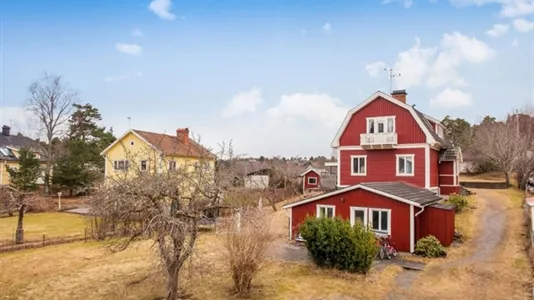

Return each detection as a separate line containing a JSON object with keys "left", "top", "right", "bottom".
{"left": 176, "top": 128, "right": 189, "bottom": 145}
{"left": 2, "top": 125, "right": 10, "bottom": 136}
{"left": 391, "top": 89, "right": 407, "bottom": 103}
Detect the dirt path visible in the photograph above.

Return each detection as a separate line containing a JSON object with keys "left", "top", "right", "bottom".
{"left": 387, "top": 189, "right": 507, "bottom": 299}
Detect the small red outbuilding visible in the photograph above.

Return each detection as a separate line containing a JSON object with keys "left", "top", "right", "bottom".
{"left": 283, "top": 181, "right": 455, "bottom": 253}
{"left": 301, "top": 168, "right": 321, "bottom": 191}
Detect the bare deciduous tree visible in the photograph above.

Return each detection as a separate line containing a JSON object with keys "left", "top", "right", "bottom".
{"left": 473, "top": 107, "right": 534, "bottom": 187}
{"left": 218, "top": 207, "right": 275, "bottom": 295}
{"left": 27, "top": 73, "right": 77, "bottom": 193}
{"left": 91, "top": 138, "right": 237, "bottom": 300}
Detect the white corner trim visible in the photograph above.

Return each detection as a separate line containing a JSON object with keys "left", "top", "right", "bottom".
{"left": 316, "top": 204, "right": 336, "bottom": 218}
{"left": 350, "top": 206, "right": 369, "bottom": 227}
{"left": 350, "top": 155, "right": 367, "bottom": 176}
{"left": 410, "top": 205, "right": 415, "bottom": 253}
{"left": 425, "top": 144, "right": 430, "bottom": 188}
{"left": 330, "top": 91, "right": 437, "bottom": 147}
{"left": 288, "top": 208, "right": 292, "bottom": 240}
{"left": 396, "top": 154, "right": 415, "bottom": 177}
{"left": 336, "top": 148, "right": 341, "bottom": 187}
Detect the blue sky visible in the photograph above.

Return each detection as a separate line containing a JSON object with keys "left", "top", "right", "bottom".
{"left": 0, "top": 0, "right": 533, "bottom": 157}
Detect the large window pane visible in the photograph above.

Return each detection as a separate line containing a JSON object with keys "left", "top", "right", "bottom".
{"left": 354, "top": 210, "right": 364, "bottom": 225}
{"left": 398, "top": 157, "right": 405, "bottom": 173}
{"left": 380, "top": 211, "right": 388, "bottom": 231}
{"left": 359, "top": 158, "right": 365, "bottom": 173}
{"left": 387, "top": 118, "right": 394, "bottom": 133}
{"left": 327, "top": 208, "right": 334, "bottom": 218}
{"left": 372, "top": 211, "right": 379, "bottom": 229}
{"left": 406, "top": 158, "right": 413, "bottom": 174}
{"left": 368, "top": 119, "right": 374, "bottom": 133}
{"left": 377, "top": 122, "right": 384, "bottom": 133}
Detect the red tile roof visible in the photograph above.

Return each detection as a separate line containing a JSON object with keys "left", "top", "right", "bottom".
{"left": 133, "top": 129, "right": 217, "bottom": 159}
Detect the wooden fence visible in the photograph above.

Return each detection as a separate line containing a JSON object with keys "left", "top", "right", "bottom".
{"left": 0, "top": 229, "right": 91, "bottom": 253}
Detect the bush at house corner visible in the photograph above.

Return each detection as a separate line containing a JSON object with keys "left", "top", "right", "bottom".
{"left": 299, "top": 216, "right": 378, "bottom": 274}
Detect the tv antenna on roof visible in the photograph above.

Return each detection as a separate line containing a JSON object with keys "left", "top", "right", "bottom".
{"left": 127, "top": 117, "right": 131, "bottom": 130}
{"left": 384, "top": 68, "right": 401, "bottom": 93}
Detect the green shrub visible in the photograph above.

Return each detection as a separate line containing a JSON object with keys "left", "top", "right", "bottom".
{"left": 299, "top": 216, "right": 378, "bottom": 274}
{"left": 414, "top": 235, "right": 447, "bottom": 258}
{"left": 448, "top": 193, "right": 469, "bottom": 212}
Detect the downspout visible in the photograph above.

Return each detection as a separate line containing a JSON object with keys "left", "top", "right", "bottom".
{"left": 415, "top": 206, "right": 425, "bottom": 217}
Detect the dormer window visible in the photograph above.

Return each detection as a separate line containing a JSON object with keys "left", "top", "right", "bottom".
{"left": 367, "top": 117, "right": 395, "bottom": 134}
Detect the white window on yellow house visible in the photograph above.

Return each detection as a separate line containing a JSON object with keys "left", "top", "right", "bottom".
{"left": 114, "top": 160, "right": 129, "bottom": 171}
{"left": 140, "top": 160, "right": 148, "bottom": 171}
{"left": 169, "top": 161, "right": 177, "bottom": 171}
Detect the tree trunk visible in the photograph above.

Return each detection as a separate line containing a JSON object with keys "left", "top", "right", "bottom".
{"left": 69, "top": 189, "right": 73, "bottom": 197}
{"left": 165, "top": 266, "right": 180, "bottom": 300}
{"left": 45, "top": 142, "right": 53, "bottom": 195}
{"left": 15, "top": 204, "right": 26, "bottom": 244}
{"left": 505, "top": 172, "right": 511, "bottom": 187}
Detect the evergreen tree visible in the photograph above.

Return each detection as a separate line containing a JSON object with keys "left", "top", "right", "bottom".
{"left": 6, "top": 147, "right": 41, "bottom": 244}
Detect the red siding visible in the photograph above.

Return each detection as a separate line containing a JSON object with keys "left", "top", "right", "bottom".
{"left": 339, "top": 148, "right": 425, "bottom": 187}
{"left": 440, "top": 186, "right": 460, "bottom": 195}
{"left": 303, "top": 170, "right": 320, "bottom": 190}
{"left": 430, "top": 149, "right": 439, "bottom": 187}
{"left": 290, "top": 188, "right": 413, "bottom": 252}
{"left": 439, "top": 175, "right": 454, "bottom": 185}
{"left": 339, "top": 97, "right": 426, "bottom": 146}
{"left": 439, "top": 161, "right": 454, "bottom": 174}
{"left": 416, "top": 206, "right": 455, "bottom": 247}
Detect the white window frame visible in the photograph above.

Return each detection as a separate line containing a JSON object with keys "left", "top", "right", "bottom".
{"left": 316, "top": 205, "right": 336, "bottom": 219}
{"left": 396, "top": 154, "right": 415, "bottom": 176}
{"left": 113, "top": 160, "right": 129, "bottom": 171}
{"left": 350, "top": 155, "right": 367, "bottom": 176}
{"left": 350, "top": 207, "right": 368, "bottom": 227}
{"left": 140, "top": 160, "right": 148, "bottom": 171}
{"left": 307, "top": 176, "right": 318, "bottom": 185}
{"left": 369, "top": 208, "right": 391, "bottom": 235}
{"left": 366, "top": 116, "right": 396, "bottom": 134}
{"left": 436, "top": 125, "right": 444, "bottom": 138}
{"left": 168, "top": 160, "right": 177, "bottom": 171}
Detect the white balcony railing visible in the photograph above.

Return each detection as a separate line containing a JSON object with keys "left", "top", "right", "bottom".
{"left": 360, "top": 132, "right": 398, "bottom": 147}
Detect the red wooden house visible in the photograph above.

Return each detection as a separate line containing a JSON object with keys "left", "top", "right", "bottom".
{"left": 283, "top": 90, "right": 459, "bottom": 252}
{"left": 301, "top": 167, "right": 321, "bottom": 191}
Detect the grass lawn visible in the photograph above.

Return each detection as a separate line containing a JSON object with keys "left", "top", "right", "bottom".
{"left": 0, "top": 213, "right": 87, "bottom": 243}
{"left": 0, "top": 235, "right": 401, "bottom": 300}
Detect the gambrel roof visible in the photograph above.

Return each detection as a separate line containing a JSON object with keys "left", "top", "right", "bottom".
{"left": 331, "top": 91, "right": 450, "bottom": 148}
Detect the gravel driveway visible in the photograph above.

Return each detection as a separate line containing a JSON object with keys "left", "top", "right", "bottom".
{"left": 387, "top": 189, "right": 506, "bottom": 299}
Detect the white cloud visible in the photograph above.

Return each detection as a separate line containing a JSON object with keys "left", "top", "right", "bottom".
{"left": 448, "top": 0, "right": 534, "bottom": 17}
{"left": 221, "top": 87, "right": 263, "bottom": 118}
{"left": 148, "top": 0, "right": 176, "bottom": 20}
{"left": 512, "top": 38, "right": 519, "bottom": 46}
{"left": 115, "top": 43, "right": 143, "bottom": 56}
{"left": 365, "top": 61, "right": 387, "bottom": 77}
{"left": 132, "top": 28, "right": 143, "bottom": 37}
{"left": 104, "top": 72, "right": 143, "bottom": 83}
{"left": 382, "top": 0, "right": 414, "bottom": 8}
{"left": 392, "top": 37, "right": 437, "bottom": 89}
{"left": 430, "top": 88, "right": 473, "bottom": 109}
{"left": 386, "top": 33, "right": 494, "bottom": 90}
{"left": 322, "top": 23, "right": 332, "bottom": 33}
{"left": 512, "top": 18, "right": 534, "bottom": 32}
{"left": 0, "top": 107, "right": 40, "bottom": 138}
{"left": 266, "top": 93, "right": 349, "bottom": 127}
{"left": 486, "top": 23, "right": 509, "bottom": 37}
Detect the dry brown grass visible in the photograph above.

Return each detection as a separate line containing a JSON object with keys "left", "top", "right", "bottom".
{"left": 392, "top": 188, "right": 532, "bottom": 299}
{"left": 460, "top": 171, "right": 506, "bottom": 182}
{"left": 0, "top": 233, "right": 401, "bottom": 300}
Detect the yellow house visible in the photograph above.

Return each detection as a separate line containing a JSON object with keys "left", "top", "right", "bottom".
{"left": 100, "top": 127, "right": 217, "bottom": 181}
{"left": 0, "top": 125, "right": 48, "bottom": 185}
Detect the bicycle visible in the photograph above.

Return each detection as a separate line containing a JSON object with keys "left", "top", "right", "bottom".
{"left": 377, "top": 234, "right": 398, "bottom": 260}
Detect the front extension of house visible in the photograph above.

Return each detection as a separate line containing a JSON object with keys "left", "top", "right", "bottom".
{"left": 283, "top": 90, "right": 459, "bottom": 253}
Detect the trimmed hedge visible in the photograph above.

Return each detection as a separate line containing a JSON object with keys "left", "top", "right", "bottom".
{"left": 299, "top": 216, "right": 378, "bottom": 274}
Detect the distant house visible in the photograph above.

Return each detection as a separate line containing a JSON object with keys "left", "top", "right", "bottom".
{"left": 100, "top": 127, "right": 217, "bottom": 180}
{"left": 0, "top": 125, "right": 47, "bottom": 185}
{"left": 300, "top": 165, "right": 337, "bottom": 192}
{"left": 234, "top": 160, "right": 271, "bottom": 189}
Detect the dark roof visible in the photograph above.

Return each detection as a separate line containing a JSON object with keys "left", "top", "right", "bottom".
{"left": 430, "top": 203, "right": 455, "bottom": 210}
{"left": 439, "top": 148, "right": 461, "bottom": 162}
{"left": 0, "top": 133, "right": 42, "bottom": 151}
{"left": 360, "top": 182, "right": 441, "bottom": 206}
{"left": 413, "top": 108, "right": 452, "bottom": 147}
